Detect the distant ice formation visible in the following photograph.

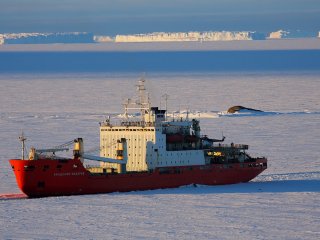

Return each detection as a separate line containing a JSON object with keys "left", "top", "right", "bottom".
{"left": 0, "top": 32, "right": 94, "bottom": 44}
{"left": 269, "top": 30, "right": 290, "bottom": 39}
{"left": 93, "top": 35, "right": 113, "bottom": 43}
{"left": 114, "top": 31, "right": 266, "bottom": 42}
{"left": 0, "top": 30, "right": 319, "bottom": 44}
{"left": 268, "top": 29, "right": 318, "bottom": 39}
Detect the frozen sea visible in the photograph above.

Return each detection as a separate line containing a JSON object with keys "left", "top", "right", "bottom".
{"left": 0, "top": 71, "right": 319, "bottom": 239}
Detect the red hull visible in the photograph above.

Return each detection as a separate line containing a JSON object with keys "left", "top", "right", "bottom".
{"left": 9, "top": 158, "right": 267, "bottom": 197}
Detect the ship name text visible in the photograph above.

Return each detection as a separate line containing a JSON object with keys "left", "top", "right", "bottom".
{"left": 53, "top": 172, "right": 85, "bottom": 177}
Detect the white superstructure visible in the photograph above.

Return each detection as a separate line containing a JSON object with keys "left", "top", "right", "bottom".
{"left": 99, "top": 79, "right": 205, "bottom": 172}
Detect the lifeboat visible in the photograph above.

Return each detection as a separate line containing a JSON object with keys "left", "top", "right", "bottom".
{"left": 166, "top": 134, "right": 184, "bottom": 143}
{"left": 185, "top": 135, "right": 198, "bottom": 142}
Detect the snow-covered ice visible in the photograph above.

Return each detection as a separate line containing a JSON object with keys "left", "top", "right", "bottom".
{"left": 0, "top": 72, "right": 319, "bottom": 239}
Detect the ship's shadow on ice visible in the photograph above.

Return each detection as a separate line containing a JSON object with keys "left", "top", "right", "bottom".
{"left": 119, "top": 179, "right": 320, "bottom": 195}
{"left": 2, "top": 179, "right": 318, "bottom": 200}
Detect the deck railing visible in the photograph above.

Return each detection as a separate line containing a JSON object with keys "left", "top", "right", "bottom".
{"left": 213, "top": 143, "right": 249, "bottom": 150}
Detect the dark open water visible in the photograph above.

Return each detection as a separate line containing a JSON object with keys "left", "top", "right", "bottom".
{"left": 0, "top": 50, "right": 320, "bottom": 73}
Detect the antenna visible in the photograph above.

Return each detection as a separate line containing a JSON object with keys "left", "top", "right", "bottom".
{"left": 122, "top": 77, "right": 151, "bottom": 123}
{"left": 136, "top": 76, "right": 150, "bottom": 120}
{"left": 186, "top": 106, "right": 189, "bottom": 121}
{"left": 162, "top": 93, "right": 169, "bottom": 120}
{"left": 19, "top": 132, "right": 27, "bottom": 160}
{"left": 123, "top": 98, "right": 130, "bottom": 121}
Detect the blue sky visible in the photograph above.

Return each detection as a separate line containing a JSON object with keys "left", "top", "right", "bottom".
{"left": 1, "top": 0, "right": 319, "bottom": 34}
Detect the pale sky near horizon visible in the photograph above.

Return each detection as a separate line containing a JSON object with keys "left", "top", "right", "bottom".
{"left": 0, "top": 0, "right": 319, "bottom": 34}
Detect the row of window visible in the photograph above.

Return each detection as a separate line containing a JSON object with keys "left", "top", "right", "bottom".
{"left": 157, "top": 160, "right": 191, "bottom": 165}
{"left": 102, "top": 158, "right": 191, "bottom": 166}
{"left": 103, "top": 148, "right": 200, "bottom": 156}
{"left": 146, "top": 151, "right": 198, "bottom": 156}
{"left": 101, "top": 128, "right": 155, "bottom": 132}
{"left": 101, "top": 138, "right": 154, "bottom": 142}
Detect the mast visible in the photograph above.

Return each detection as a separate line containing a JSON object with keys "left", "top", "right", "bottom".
{"left": 136, "top": 77, "right": 150, "bottom": 121}
{"left": 121, "top": 77, "right": 151, "bottom": 123}
{"left": 19, "top": 132, "right": 27, "bottom": 160}
{"left": 162, "top": 93, "right": 169, "bottom": 120}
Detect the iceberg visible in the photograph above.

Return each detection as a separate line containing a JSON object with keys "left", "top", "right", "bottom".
{"left": 0, "top": 32, "right": 94, "bottom": 44}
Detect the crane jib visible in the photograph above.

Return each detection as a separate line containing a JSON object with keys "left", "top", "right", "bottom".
{"left": 82, "top": 154, "right": 127, "bottom": 164}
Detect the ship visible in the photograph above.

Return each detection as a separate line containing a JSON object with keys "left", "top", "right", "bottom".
{"left": 9, "top": 78, "right": 267, "bottom": 197}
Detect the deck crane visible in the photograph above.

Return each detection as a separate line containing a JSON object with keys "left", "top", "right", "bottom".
{"left": 35, "top": 140, "right": 74, "bottom": 154}
{"left": 73, "top": 138, "right": 127, "bottom": 173}
{"left": 26, "top": 136, "right": 127, "bottom": 173}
